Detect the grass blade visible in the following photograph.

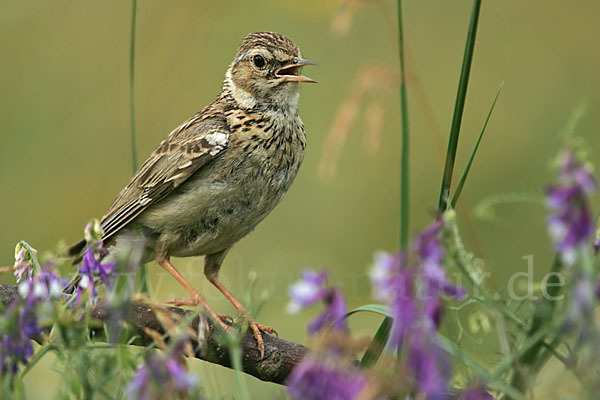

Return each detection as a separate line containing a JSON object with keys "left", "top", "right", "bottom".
{"left": 20, "top": 344, "right": 56, "bottom": 378}
{"left": 450, "top": 83, "right": 503, "bottom": 208}
{"left": 437, "top": 0, "right": 483, "bottom": 212}
{"left": 344, "top": 305, "right": 393, "bottom": 367}
{"left": 360, "top": 316, "right": 393, "bottom": 368}
{"left": 397, "top": 0, "right": 410, "bottom": 249}
{"left": 346, "top": 304, "right": 391, "bottom": 319}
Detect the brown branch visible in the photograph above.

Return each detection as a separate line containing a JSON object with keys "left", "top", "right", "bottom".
{"left": 0, "top": 284, "right": 307, "bottom": 385}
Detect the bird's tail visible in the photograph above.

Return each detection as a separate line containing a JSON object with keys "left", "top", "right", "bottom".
{"left": 61, "top": 238, "right": 87, "bottom": 294}
{"left": 63, "top": 239, "right": 87, "bottom": 264}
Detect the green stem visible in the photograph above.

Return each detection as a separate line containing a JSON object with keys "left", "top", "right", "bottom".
{"left": 503, "top": 255, "right": 563, "bottom": 399}
{"left": 230, "top": 343, "right": 251, "bottom": 400}
{"left": 397, "top": 0, "right": 410, "bottom": 250}
{"left": 437, "top": 0, "right": 482, "bottom": 212}
{"left": 129, "top": 0, "right": 138, "bottom": 173}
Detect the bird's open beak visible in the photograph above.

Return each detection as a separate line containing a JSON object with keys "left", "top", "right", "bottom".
{"left": 276, "top": 57, "right": 318, "bottom": 83}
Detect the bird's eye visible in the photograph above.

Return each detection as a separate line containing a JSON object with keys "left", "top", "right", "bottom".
{"left": 253, "top": 55, "right": 266, "bottom": 68}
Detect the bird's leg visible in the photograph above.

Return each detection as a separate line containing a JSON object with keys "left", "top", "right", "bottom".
{"left": 157, "top": 257, "right": 229, "bottom": 332}
{"left": 205, "top": 251, "right": 277, "bottom": 359}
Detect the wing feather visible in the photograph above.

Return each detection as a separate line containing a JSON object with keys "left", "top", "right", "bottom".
{"left": 99, "top": 114, "right": 229, "bottom": 241}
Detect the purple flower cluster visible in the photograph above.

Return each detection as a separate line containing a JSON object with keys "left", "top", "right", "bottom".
{"left": 287, "top": 270, "right": 348, "bottom": 334}
{"left": 286, "top": 271, "right": 366, "bottom": 399}
{"left": 546, "top": 150, "right": 597, "bottom": 265}
{"left": 287, "top": 354, "right": 367, "bottom": 400}
{"left": 75, "top": 246, "right": 116, "bottom": 305}
{"left": 126, "top": 340, "right": 198, "bottom": 400}
{"left": 1, "top": 265, "right": 66, "bottom": 375}
{"left": 74, "top": 221, "right": 116, "bottom": 305}
{"left": 369, "top": 220, "right": 464, "bottom": 400}
{"left": 1, "top": 303, "right": 36, "bottom": 375}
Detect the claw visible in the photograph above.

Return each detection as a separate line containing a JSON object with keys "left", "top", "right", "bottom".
{"left": 249, "top": 322, "right": 266, "bottom": 359}
{"left": 255, "top": 323, "right": 278, "bottom": 337}
{"left": 247, "top": 320, "right": 277, "bottom": 359}
{"left": 166, "top": 296, "right": 229, "bottom": 332}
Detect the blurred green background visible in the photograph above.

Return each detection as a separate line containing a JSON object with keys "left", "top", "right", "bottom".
{"left": 1, "top": 0, "right": 599, "bottom": 398}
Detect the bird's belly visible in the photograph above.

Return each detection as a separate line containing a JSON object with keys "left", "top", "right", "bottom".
{"left": 138, "top": 154, "right": 301, "bottom": 257}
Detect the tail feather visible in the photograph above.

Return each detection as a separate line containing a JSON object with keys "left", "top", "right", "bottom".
{"left": 63, "top": 239, "right": 87, "bottom": 265}
{"left": 62, "top": 239, "right": 87, "bottom": 294}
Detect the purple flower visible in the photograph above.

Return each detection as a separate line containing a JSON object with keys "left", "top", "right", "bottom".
{"left": 415, "top": 221, "right": 445, "bottom": 272}
{"left": 370, "top": 251, "right": 404, "bottom": 300}
{"left": 369, "top": 220, "right": 463, "bottom": 398}
{"left": 287, "top": 354, "right": 367, "bottom": 400}
{"left": 1, "top": 303, "right": 35, "bottom": 375}
{"left": 287, "top": 270, "right": 329, "bottom": 313}
{"left": 370, "top": 252, "right": 417, "bottom": 345}
{"left": 307, "top": 289, "right": 348, "bottom": 334}
{"left": 126, "top": 344, "right": 198, "bottom": 400}
{"left": 408, "top": 330, "right": 451, "bottom": 400}
{"left": 594, "top": 237, "right": 600, "bottom": 254}
{"left": 18, "top": 265, "right": 67, "bottom": 303}
{"left": 288, "top": 270, "right": 348, "bottom": 334}
{"left": 75, "top": 246, "right": 116, "bottom": 305}
{"left": 1, "top": 264, "right": 66, "bottom": 375}
{"left": 546, "top": 150, "right": 597, "bottom": 265}
{"left": 463, "top": 385, "right": 495, "bottom": 400}
{"left": 388, "top": 269, "right": 418, "bottom": 346}
{"left": 416, "top": 221, "right": 466, "bottom": 302}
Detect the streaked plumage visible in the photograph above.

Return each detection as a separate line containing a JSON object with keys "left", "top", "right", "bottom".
{"left": 66, "top": 32, "right": 316, "bottom": 356}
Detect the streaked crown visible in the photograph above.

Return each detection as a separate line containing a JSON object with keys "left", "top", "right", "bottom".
{"left": 235, "top": 32, "right": 299, "bottom": 62}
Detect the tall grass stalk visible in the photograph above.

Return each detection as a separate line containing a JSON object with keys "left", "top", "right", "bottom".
{"left": 128, "top": 0, "right": 149, "bottom": 293}
{"left": 129, "top": 0, "right": 138, "bottom": 173}
{"left": 437, "top": 0, "right": 482, "bottom": 212}
{"left": 360, "top": 0, "right": 411, "bottom": 366}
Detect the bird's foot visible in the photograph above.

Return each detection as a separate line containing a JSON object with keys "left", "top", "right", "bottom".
{"left": 216, "top": 313, "right": 235, "bottom": 324}
{"left": 167, "top": 296, "right": 229, "bottom": 332}
{"left": 241, "top": 316, "right": 277, "bottom": 359}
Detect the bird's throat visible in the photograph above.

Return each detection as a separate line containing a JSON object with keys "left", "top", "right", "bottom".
{"left": 224, "top": 69, "right": 299, "bottom": 114}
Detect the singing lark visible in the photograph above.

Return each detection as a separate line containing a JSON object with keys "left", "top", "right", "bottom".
{"left": 66, "top": 31, "right": 317, "bottom": 356}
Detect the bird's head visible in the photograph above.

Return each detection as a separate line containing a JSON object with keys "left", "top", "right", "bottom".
{"left": 225, "top": 32, "right": 317, "bottom": 110}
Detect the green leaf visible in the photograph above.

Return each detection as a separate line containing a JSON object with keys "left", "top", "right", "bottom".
{"left": 20, "top": 344, "right": 56, "bottom": 378}
{"left": 345, "top": 304, "right": 393, "bottom": 368}
{"left": 359, "top": 316, "right": 393, "bottom": 368}
{"left": 451, "top": 83, "right": 503, "bottom": 208}
{"left": 346, "top": 304, "right": 391, "bottom": 319}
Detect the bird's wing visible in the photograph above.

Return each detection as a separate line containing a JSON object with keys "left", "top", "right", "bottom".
{"left": 100, "top": 113, "right": 230, "bottom": 242}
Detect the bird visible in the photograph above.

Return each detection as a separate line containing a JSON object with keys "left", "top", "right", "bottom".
{"left": 65, "top": 31, "right": 317, "bottom": 357}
